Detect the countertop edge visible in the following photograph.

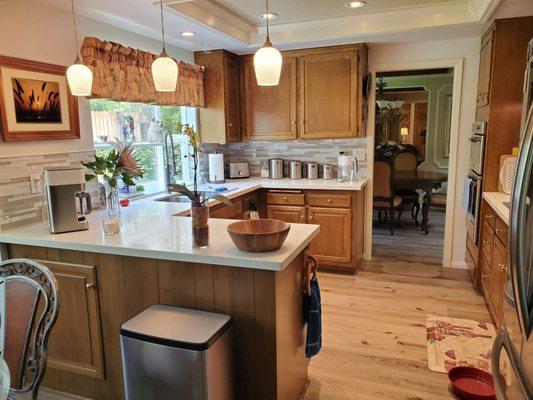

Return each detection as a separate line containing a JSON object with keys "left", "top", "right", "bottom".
{"left": 482, "top": 192, "right": 510, "bottom": 226}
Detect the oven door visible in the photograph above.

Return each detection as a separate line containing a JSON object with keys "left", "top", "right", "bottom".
{"left": 469, "top": 133, "right": 486, "bottom": 176}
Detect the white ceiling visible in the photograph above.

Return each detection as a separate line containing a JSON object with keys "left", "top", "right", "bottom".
{"left": 34, "top": 0, "right": 533, "bottom": 55}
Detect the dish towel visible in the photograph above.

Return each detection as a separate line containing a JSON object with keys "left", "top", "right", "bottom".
{"left": 303, "top": 277, "right": 322, "bottom": 358}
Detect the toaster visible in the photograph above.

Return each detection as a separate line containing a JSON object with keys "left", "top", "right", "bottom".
{"left": 229, "top": 162, "right": 250, "bottom": 179}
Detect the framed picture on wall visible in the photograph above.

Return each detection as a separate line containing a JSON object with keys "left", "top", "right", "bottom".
{"left": 0, "top": 55, "right": 80, "bottom": 141}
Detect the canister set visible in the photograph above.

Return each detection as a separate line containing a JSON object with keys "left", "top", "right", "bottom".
{"left": 267, "top": 156, "right": 356, "bottom": 181}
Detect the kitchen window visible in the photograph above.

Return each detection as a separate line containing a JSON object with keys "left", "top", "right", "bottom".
{"left": 89, "top": 99, "right": 196, "bottom": 197}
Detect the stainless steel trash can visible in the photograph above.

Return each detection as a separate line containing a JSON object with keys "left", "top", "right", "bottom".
{"left": 120, "top": 304, "right": 233, "bottom": 400}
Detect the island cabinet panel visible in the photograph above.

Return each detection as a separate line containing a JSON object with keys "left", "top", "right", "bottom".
{"left": 299, "top": 52, "right": 358, "bottom": 139}
{"left": 7, "top": 244, "right": 309, "bottom": 400}
{"left": 243, "top": 57, "right": 298, "bottom": 141}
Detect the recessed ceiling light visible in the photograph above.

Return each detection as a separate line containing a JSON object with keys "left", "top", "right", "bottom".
{"left": 181, "top": 31, "right": 195, "bottom": 37}
{"left": 346, "top": 1, "right": 366, "bottom": 8}
{"left": 259, "top": 13, "right": 278, "bottom": 21}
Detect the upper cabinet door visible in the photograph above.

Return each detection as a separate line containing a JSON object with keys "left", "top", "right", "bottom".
{"left": 299, "top": 51, "right": 359, "bottom": 139}
{"left": 224, "top": 56, "right": 241, "bottom": 142}
{"left": 243, "top": 57, "right": 298, "bottom": 141}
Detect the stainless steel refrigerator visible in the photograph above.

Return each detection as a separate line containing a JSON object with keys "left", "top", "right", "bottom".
{"left": 491, "top": 102, "right": 533, "bottom": 399}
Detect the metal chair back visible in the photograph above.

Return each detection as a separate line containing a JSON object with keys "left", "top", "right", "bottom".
{"left": 0, "top": 259, "right": 59, "bottom": 400}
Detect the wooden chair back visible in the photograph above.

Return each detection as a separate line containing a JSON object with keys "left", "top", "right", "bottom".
{"left": 373, "top": 155, "right": 395, "bottom": 200}
{"left": 0, "top": 259, "right": 59, "bottom": 400}
{"left": 394, "top": 149, "right": 418, "bottom": 171}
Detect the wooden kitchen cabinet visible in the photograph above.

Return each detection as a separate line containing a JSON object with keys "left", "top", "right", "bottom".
{"left": 308, "top": 207, "right": 352, "bottom": 264}
{"left": 299, "top": 51, "right": 359, "bottom": 139}
{"left": 476, "top": 28, "right": 494, "bottom": 108}
{"left": 210, "top": 199, "right": 243, "bottom": 219}
{"left": 240, "top": 44, "right": 367, "bottom": 141}
{"left": 477, "top": 199, "right": 509, "bottom": 328}
{"left": 242, "top": 57, "right": 298, "bottom": 141}
{"left": 194, "top": 50, "right": 241, "bottom": 143}
{"left": 42, "top": 260, "right": 104, "bottom": 378}
{"left": 267, "top": 205, "right": 306, "bottom": 223}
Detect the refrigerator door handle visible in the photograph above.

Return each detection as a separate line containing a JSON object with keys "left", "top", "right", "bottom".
{"left": 492, "top": 330, "right": 533, "bottom": 400}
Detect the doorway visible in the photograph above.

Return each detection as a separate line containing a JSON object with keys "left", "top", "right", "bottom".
{"left": 368, "top": 66, "right": 459, "bottom": 268}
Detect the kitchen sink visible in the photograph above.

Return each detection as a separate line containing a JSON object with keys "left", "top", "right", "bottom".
{"left": 154, "top": 191, "right": 224, "bottom": 203}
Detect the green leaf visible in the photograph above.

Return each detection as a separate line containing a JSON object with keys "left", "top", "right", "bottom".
{"left": 168, "top": 184, "right": 197, "bottom": 202}
{"left": 121, "top": 173, "right": 135, "bottom": 186}
{"left": 209, "top": 194, "right": 233, "bottom": 207}
{"left": 85, "top": 174, "right": 96, "bottom": 182}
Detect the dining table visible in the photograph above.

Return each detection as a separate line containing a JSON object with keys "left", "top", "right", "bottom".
{"left": 393, "top": 170, "right": 448, "bottom": 234}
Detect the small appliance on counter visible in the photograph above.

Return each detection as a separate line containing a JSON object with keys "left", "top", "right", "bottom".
{"left": 337, "top": 152, "right": 358, "bottom": 181}
{"left": 229, "top": 162, "right": 250, "bottom": 179}
{"left": 260, "top": 160, "right": 270, "bottom": 178}
{"left": 289, "top": 161, "right": 302, "bottom": 180}
{"left": 44, "top": 167, "right": 92, "bottom": 234}
{"left": 208, "top": 153, "right": 225, "bottom": 183}
{"left": 307, "top": 162, "right": 319, "bottom": 180}
{"left": 322, "top": 164, "right": 334, "bottom": 180}
{"left": 269, "top": 158, "right": 284, "bottom": 179}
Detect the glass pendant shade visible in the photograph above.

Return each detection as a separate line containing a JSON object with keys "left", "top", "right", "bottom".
{"left": 66, "top": 62, "right": 93, "bottom": 96}
{"left": 254, "top": 43, "right": 282, "bottom": 86}
{"left": 152, "top": 55, "right": 178, "bottom": 92}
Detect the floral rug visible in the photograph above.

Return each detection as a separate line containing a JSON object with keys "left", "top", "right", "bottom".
{"left": 426, "top": 315, "right": 496, "bottom": 373}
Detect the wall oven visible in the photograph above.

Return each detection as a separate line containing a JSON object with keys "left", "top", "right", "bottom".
{"left": 466, "top": 121, "right": 487, "bottom": 244}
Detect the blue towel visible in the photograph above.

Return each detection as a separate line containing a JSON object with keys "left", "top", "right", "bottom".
{"left": 303, "top": 277, "right": 322, "bottom": 358}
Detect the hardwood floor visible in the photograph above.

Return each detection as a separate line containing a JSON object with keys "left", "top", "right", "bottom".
{"left": 373, "top": 208, "right": 446, "bottom": 265}
{"left": 304, "top": 262, "right": 490, "bottom": 400}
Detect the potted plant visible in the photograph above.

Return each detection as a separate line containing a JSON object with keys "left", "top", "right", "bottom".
{"left": 169, "top": 124, "right": 232, "bottom": 247}
{"left": 83, "top": 141, "right": 143, "bottom": 233}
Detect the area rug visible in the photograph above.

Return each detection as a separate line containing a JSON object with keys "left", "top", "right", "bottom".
{"left": 426, "top": 315, "right": 496, "bottom": 373}
{"left": 382, "top": 262, "right": 441, "bottom": 278}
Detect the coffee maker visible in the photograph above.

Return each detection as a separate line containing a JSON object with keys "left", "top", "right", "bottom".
{"left": 44, "top": 167, "right": 92, "bottom": 234}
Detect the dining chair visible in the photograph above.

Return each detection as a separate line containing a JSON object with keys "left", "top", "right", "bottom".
{"left": 0, "top": 259, "right": 59, "bottom": 400}
{"left": 394, "top": 149, "right": 421, "bottom": 226}
{"left": 373, "top": 155, "right": 402, "bottom": 235}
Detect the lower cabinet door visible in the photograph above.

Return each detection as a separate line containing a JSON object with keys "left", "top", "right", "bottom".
{"left": 267, "top": 205, "right": 306, "bottom": 223}
{"left": 41, "top": 260, "right": 104, "bottom": 378}
{"left": 308, "top": 207, "right": 352, "bottom": 265}
{"left": 489, "top": 239, "right": 507, "bottom": 327}
{"left": 210, "top": 201, "right": 243, "bottom": 219}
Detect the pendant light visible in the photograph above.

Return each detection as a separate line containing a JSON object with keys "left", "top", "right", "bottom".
{"left": 66, "top": 0, "right": 92, "bottom": 96}
{"left": 254, "top": 0, "right": 282, "bottom": 86}
{"left": 152, "top": 0, "right": 178, "bottom": 92}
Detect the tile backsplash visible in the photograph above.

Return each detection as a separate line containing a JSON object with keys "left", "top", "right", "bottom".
{"left": 0, "top": 151, "right": 98, "bottom": 232}
{"left": 200, "top": 138, "right": 368, "bottom": 178}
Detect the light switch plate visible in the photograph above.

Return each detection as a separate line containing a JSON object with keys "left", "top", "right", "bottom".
{"left": 30, "top": 173, "right": 43, "bottom": 194}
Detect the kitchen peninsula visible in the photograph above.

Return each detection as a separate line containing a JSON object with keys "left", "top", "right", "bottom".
{"left": 0, "top": 195, "right": 319, "bottom": 400}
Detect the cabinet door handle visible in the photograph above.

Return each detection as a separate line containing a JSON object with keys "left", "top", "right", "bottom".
{"left": 282, "top": 197, "right": 287, "bottom": 201}
{"left": 292, "top": 121, "right": 296, "bottom": 125}
{"left": 495, "top": 228, "right": 504, "bottom": 233}
{"left": 327, "top": 198, "right": 332, "bottom": 203}
{"left": 498, "top": 264, "right": 507, "bottom": 272}
{"left": 485, "top": 214, "right": 493, "bottom": 219}
{"left": 300, "top": 214, "right": 305, "bottom": 220}
{"left": 309, "top": 215, "right": 313, "bottom": 221}
{"left": 482, "top": 274, "right": 488, "bottom": 279}
{"left": 482, "top": 240, "right": 488, "bottom": 245}
{"left": 86, "top": 283, "right": 96, "bottom": 290}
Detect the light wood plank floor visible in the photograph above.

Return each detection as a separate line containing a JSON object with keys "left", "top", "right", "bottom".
{"left": 373, "top": 208, "right": 446, "bottom": 265}
{"left": 304, "top": 262, "right": 490, "bottom": 400}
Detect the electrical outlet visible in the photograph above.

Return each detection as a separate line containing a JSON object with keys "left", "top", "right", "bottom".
{"left": 29, "top": 173, "right": 43, "bottom": 194}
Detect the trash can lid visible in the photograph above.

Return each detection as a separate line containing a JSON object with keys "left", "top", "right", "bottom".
{"left": 120, "top": 305, "right": 232, "bottom": 351}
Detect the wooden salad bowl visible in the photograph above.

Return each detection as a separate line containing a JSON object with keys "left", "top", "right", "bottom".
{"left": 227, "top": 219, "right": 291, "bottom": 253}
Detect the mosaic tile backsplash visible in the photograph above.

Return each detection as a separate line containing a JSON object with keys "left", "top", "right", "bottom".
{"left": 200, "top": 138, "right": 368, "bottom": 178}
{"left": 0, "top": 151, "right": 98, "bottom": 232}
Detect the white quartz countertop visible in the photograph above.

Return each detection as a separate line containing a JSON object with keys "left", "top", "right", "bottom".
{"left": 0, "top": 177, "right": 367, "bottom": 270}
{"left": 483, "top": 192, "right": 510, "bottom": 226}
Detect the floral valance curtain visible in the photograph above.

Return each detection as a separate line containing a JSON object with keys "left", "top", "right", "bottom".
{"left": 80, "top": 37, "right": 204, "bottom": 107}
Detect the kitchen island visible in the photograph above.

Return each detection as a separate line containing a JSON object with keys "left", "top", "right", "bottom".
{"left": 0, "top": 198, "right": 319, "bottom": 400}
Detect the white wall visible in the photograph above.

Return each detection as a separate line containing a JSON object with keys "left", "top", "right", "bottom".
{"left": 0, "top": 0, "right": 193, "bottom": 158}
{"left": 368, "top": 38, "right": 480, "bottom": 267}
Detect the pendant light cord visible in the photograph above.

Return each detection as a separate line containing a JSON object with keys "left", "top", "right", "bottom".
{"left": 70, "top": 0, "right": 80, "bottom": 61}
{"left": 265, "top": 0, "right": 270, "bottom": 41}
{"left": 159, "top": 0, "right": 167, "bottom": 55}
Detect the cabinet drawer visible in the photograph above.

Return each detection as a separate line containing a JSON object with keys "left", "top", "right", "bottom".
{"left": 267, "top": 192, "right": 305, "bottom": 206}
{"left": 494, "top": 217, "right": 508, "bottom": 248}
{"left": 308, "top": 193, "right": 351, "bottom": 208}
{"left": 466, "top": 231, "right": 478, "bottom": 266}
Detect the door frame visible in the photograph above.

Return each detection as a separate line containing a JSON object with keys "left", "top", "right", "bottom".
{"left": 365, "top": 58, "right": 464, "bottom": 268}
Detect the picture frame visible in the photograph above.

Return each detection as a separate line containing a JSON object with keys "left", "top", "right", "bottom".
{"left": 0, "top": 55, "right": 80, "bottom": 141}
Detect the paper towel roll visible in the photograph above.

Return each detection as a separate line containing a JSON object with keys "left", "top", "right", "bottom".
{"left": 208, "top": 153, "right": 225, "bottom": 183}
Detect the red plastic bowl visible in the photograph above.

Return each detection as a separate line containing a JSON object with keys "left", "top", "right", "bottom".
{"left": 448, "top": 366, "right": 496, "bottom": 400}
